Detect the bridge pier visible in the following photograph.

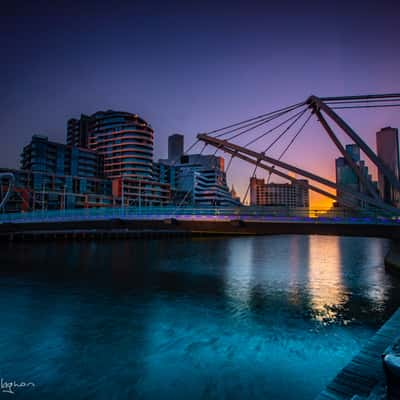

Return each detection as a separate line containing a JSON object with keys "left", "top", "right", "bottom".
{"left": 385, "top": 241, "right": 400, "bottom": 275}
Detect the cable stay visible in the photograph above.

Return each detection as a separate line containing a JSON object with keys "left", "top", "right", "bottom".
{"left": 207, "top": 101, "right": 306, "bottom": 136}
{"left": 258, "top": 108, "right": 308, "bottom": 153}
{"left": 213, "top": 103, "right": 305, "bottom": 140}
{"left": 267, "top": 111, "right": 313, "bottom": 183}
{"left": 242, "top": 108, "right": 307, "bottom": 147}
{"left": 324, "top": 98, "right": 400, "bottom": 105}
{"left": 332, "top": 104, "right": 400, "bottom": 110}
{"left": 196, "top": 93, "right": 400, "bottom": 214}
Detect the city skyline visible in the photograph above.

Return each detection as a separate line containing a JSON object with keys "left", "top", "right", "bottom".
{"left": 1, "top": 0, "right": 400, "bottom": 207}
{"left": 4, "top": 105, "right": 399, "bottom": 208}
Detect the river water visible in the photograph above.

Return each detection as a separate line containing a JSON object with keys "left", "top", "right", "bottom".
{"left": 0, "top": 235, "right": 399, "bottom": 399}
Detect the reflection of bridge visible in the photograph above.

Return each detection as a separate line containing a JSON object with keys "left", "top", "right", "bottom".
{"left": 197, "top": 93, "right": 400, "bottom": 215}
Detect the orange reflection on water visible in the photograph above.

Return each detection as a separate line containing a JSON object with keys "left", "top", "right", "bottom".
{"left": 288, "top": 236, "right": 303, "bottom": 306}
{"left": 307, "top": 236, "right": 349, "bottom": 324}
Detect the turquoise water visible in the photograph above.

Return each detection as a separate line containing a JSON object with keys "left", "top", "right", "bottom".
{"left": 0, "top": 235, "right": 399, "bottom": 399}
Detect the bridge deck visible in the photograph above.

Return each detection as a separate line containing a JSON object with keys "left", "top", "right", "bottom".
{"left": 316, "top": 308, "right": 400, "bottom": 400}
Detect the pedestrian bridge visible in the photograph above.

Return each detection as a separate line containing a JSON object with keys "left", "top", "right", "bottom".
{"left": 0, "top": 205, "right": 399, "bottom": 226}
{"left": 1, "top": 206, "right": 400, "bottom": 242}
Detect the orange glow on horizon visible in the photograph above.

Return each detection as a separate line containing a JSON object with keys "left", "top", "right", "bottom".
{"left": 310, "top": 191, "right": 335, "bottom": 210}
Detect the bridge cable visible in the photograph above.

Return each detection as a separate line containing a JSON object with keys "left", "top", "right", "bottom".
{"left": 207, "top": 101, "right": 306, "bottom": 136}
{"left": 199, "top": 143, "right": 208, "bottom": 155}
{"left": 182, "top": 108, "right": 296, "bottom": 161}
{"left": 260, "top": 108, "right": 308, "bottom": 154}
{"left": 266, "top": 111, "right": 313, "bottom": 183}
{"left": 214, "top": 111, "right": 289, "bottom": 139}
{"left": 331, "top": 104, "right": 400, "bottom": 110}
{"left": 324, "top": 98, "right": 400, "bottom": 105}
{"left": 213, "top": 103, "right": 305, "bottom": 139}
{"left": 225, "top": 109, "right": 309, "bottom": 203}
{"left": 184, "top": 139, "right": 200, "bottom": 155}
{"left": 242, "top": 163, "right": 260, "bottom": 206}
{"left": 215, "top": 106, "right": 304, "bottom": 143}
{"left": 212, "top": 146, "right": 220, "bottom": 156}
{"left": 225, "top": 154, "right": 235, "bottom": 174}
{"left": 243, "top": 108, "right": 306, "bottom": 148}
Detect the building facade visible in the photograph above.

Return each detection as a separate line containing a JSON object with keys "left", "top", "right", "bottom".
{"left": 112, "top": 178, "right": 170, "bottom": 207}
{"left": 86, "top": 110, "right": 154, "bottom": 180}
{"left": 335, "top": 144, "right": 377, "bottom": 208}
{"left": 21, "top": 135, "right": 104, "bottom": 178}
{"left": 0, "top": 168, "right": 114, "bottom": 212}
{"left": 67, "top": 114, "right": 91, "bottom": 148}
{"left": 250, "top": 177, "right": 309, "bottom": 207}
{"left": 67, "top": 110, "right": 170, "bottom": 206}
{"left": 376, "top": 127, "right": 400, "bottom": 207}
{"left": 155, "top": 151, "right": 239, "bottom": 206}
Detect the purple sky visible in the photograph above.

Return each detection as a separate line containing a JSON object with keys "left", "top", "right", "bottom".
{"left": 1, "top": 0, "right": 399, "bottom": 206}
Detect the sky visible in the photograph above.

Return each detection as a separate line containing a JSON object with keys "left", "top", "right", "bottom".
{"left": 1, "top": 0, "right": 399, "bottom": 207}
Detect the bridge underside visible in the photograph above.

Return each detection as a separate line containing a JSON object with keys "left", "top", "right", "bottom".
{"left": 1, "top": 216, "right": 400, "bottom": 241}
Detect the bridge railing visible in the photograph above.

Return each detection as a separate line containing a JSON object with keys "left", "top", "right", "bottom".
{"left": 0, "top": 205, "right": 398, "bottom": 224}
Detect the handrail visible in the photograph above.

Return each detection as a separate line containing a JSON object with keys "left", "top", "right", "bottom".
{"left": 0, "top": 205, "right": 398, "bottom": 225}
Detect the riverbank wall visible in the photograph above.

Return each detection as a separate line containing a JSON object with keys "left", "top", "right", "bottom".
{"left": 1, "top": 218, "right": 400, "bottom": 241}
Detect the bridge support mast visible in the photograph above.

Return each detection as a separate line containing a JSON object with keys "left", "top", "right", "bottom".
{"left": 308, "top": 95, "right": 400, "bottom": 192}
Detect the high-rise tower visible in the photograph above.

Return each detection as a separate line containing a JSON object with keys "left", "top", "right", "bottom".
{"left": 168, "top": 134, "right": 184, "bottom": 162}
{"left": 87, "top": 110, "right": 154, "bottom": 180}
{"left": 376, "top": 126, "right": 400, "bottom": 206}
{"left": 67, "top": 110, "right": 169, "bottom": 206}
{"left": 67, "top": 114, "right": 91, "bottom": 148}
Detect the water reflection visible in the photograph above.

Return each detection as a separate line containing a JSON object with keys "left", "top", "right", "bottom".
{"left": 357, "top": 238, "right": 390, "bottom": 309}
{"left": 0, "top": 236, "right": 399, "bottom": 400}
{"left": 288, "top": 236, "right": 309, "bottom": 307}
{"left": 307, "top": 236, "right": 349, "bottom": 324}
{"left": 225, "top": 237, "right": 254, "bottom": 306}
